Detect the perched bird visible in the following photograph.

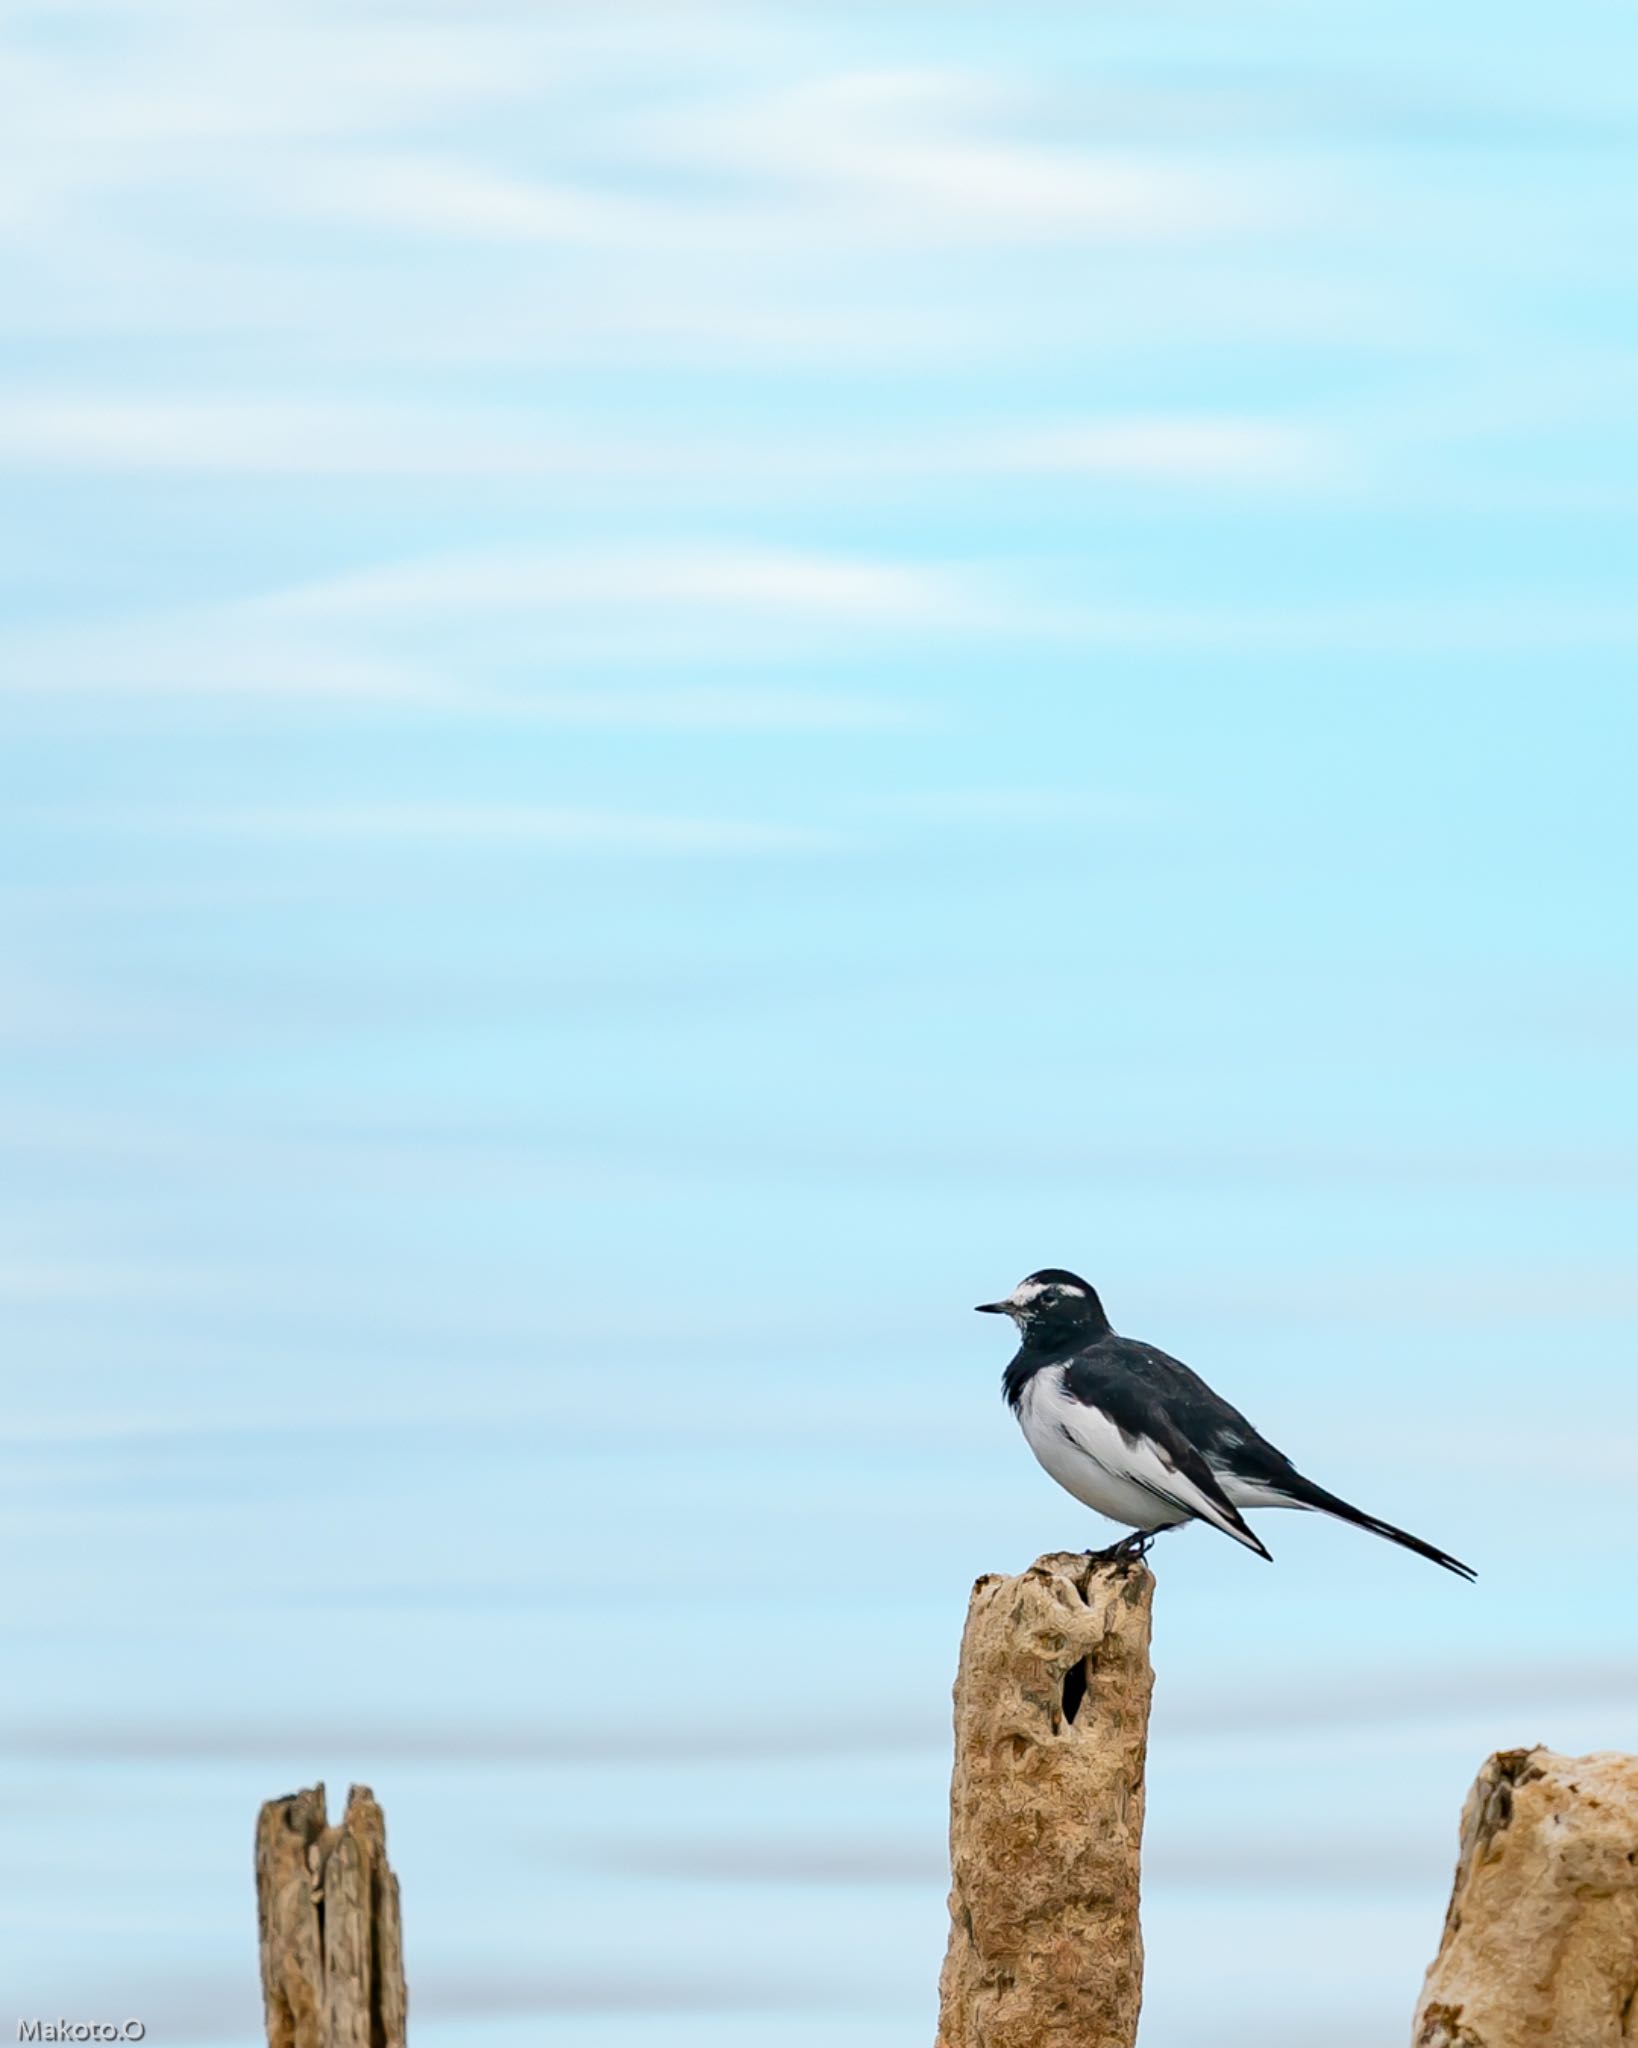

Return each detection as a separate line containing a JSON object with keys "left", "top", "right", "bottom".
{"left": 977, "top": 1267, "right": 1474, "bottom": 1579}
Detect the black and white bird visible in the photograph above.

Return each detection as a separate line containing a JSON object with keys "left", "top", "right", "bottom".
{"left": 977, "top": 1268, "right": 1474, "bottom": 1579}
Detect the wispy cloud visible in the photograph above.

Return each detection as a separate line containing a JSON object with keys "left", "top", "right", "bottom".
{"left": 0, "top": 1259, "right": 232, "bottom": 1305}
{"left": 61, "top": 1961, "right": 848, "bottom": 2045}
{"left": 579, "top": 1820, "right": 1444, "bottom": 1893}
{"left": 649, "top": 68, "right": 1274, "bottom": 245}
{"left": 10, "top": 41, "right": 1272, "bottom": 253}
{"left": 1158, "top": 1656, "right": 1638, "bottom": 1737}
{"left": 585, "top": 1833, "right": 944, "bottom": 1887}
{"left": 1045, "top": 597, "right": 1638, "bottom": 655}
{"left": 0, "top": 394, "right": 1328, "bottom": 488}
{"left": 273, "top": 149, "right": 676, "bottom": 247}
{"left": 8, "top": 1652, "right": 1627, "bottom": 1777}
{"left": 20, "top": 543, "right": 1610, "bottom": 710}
{"left": 94, "top": 802, "right": 838, "bottom": 855}
{"left": 0, "top": 540, "right": 975, "bottom": 711}
{"left": 0, "top": 620, "right": 439, "bottom": 702}
{"left": 206, "top": 802, "right": 827, "bottom": 851}
{"left": 263, "top": 541, "right": 971, "bottom": 627}
{"left": 0, "top": 394, "right": 552, "bottom": 477}
{"left": 0, "top": 609, "right": 913, "bottom": 726}
{"left": 977, "top": 415, "right": 1329, "bottom": 484}
{"left": 1, "top": 1, "right": 769, "bottom": 204}
{"left": 1, "top": 12, "right": 1299, "bottom": 387}
{"left": 0, "top": 1707, "right": 941, "bottom": 1764}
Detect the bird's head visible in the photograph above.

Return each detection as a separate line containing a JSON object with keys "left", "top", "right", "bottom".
{"left": 975, "top": 1268, "right": 1108, "bottom": 1338}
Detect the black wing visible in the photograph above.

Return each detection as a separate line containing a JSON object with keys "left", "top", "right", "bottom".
{"left": 1065, "top": 1333, "right": 1269, "bottom": 1459}
{"left": 1060, "top": 1336, "right": 1272, "bottom": 1560}
{"left": 1075, "top": 1337, "right": 1475, "bottom": 1581}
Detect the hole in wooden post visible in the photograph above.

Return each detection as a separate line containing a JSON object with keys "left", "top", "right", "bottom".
{"left": 1061, "top": 1657, "right": 1089, "bottom": 1726}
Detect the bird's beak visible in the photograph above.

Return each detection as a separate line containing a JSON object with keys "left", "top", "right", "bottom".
{"left": 974, "top": 1300, "right": 1008, "bottom": 1315}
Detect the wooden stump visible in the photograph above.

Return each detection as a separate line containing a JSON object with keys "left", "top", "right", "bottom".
{"left": 1413, "top": 1745, "right": 1638, "bottom": 2048}
{"left": 935, "top": 1550, "right": 1156, "bottom": 2048}
{"left": 256, "top": 1782, "right": 408, "bottom": 2048}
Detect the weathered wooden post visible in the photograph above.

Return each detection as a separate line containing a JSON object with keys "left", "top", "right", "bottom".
{"left": 936, "top": 1550, "right": 1156, "bottom": 2048}
{"left": 1412, "top": 1745, "right": 1638, "bottom": 2048}
{"left": 256, "top": 1782, "right": 408, "bottom": 2048}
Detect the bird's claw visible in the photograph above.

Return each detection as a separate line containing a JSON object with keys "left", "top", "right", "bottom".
{"left": 1084, "top": 1531, "right": 1154, "bottom": 1573}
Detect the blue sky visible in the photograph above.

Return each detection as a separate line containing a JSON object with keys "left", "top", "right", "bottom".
{"left": 2, "top": 3, "right": 1637, "bottom": 2044}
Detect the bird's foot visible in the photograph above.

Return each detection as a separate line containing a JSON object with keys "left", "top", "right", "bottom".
{"left": 1084, "top": 1531, "right": 1154, "bottom": 1572}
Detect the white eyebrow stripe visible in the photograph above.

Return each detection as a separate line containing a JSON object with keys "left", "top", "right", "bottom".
{"left": 1006, "top": 1277, "right": 1083, "bottom": 1308}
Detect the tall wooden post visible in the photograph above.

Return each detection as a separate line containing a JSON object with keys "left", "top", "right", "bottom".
{"left": 936, "top": 1550, "right": 1156, "bottom": 2048}
{"left": 256, "top": 1782, "right": 408, "bottom": 2048}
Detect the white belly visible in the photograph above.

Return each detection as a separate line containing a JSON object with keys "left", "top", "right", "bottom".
{"left": 1015, "top": 1369, "right": 1189, "bottom": 1533}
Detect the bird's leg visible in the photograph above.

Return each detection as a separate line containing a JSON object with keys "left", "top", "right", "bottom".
{"left": 1085, "top": 1529, "right": 1155, "bottom": 1569}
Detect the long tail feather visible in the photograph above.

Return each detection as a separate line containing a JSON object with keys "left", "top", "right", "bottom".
{"left": 1279, "top": 1475, "right": 1476, "bottom": 1581}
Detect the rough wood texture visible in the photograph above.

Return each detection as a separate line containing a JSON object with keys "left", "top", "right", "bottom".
{"left": 256, "top": 1782, "right": 408, "bottom": 2048}
{"left": 1413, "top": 1745, "right": 1638, "bottom": 2048}
{"left": 936, "top": 1550, "right": 1156, "bottom": 2048}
